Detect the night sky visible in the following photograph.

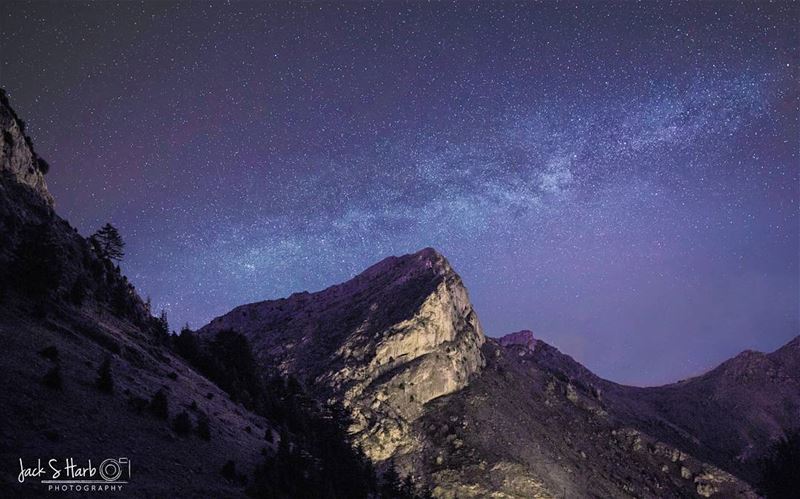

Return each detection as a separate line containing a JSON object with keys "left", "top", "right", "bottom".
{"left": 2, "top": 1, "right": 797, "bottom": 385}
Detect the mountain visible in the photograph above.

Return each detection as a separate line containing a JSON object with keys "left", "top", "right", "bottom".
{"left": 606, "top": 335, "right": 800, "bottom": 483}
{"left": 2, "top": 89, "right": 795, "bottom": 498}
{"left": 482, "top": 332, "right": 798, "bottom": 498}
{"left": 201, "top": 247, "right": 796, "bottom": 497}
{"left": 501, "top": 330, "right": 800, "bottom": 486}
{"left": 414, "top": 335, "right": 752, "bottom": 498}
{"left": 0, "top": 90, "right": 274, "bottom": 498}
{"left": 1, "top": 92, "right": 422, "bottom": 499}
{"left": 200, "top": 248, "right": 485, "bottom": 462}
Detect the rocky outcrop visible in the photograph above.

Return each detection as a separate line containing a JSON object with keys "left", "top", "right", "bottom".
{"left": 0, "top": 89, "right": 53, "bottom": 206}
{"left": 200, "top": 248, "right": 485, "bottom": 461}
{"left": 498, "top": 329, "right": 538, "bottom": 350}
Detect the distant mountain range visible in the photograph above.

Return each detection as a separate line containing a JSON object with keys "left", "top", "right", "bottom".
{"left": 1, "top": 90, "right": 797, "bottom": 498}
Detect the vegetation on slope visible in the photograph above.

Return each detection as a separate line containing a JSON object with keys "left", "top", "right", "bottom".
{"left": 172, "top": 326, "right": 431, "bottom": 498}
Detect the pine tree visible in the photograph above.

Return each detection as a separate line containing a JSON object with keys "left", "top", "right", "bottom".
{"left": 149, "top": 388, "right": 169, "bottom": 419}
{"left": 90, "top": 223, "right": 125, "bottom": 262}
{"left": 381, "top": 465, "right": 402, "bottom": 497}
{"left": 173, "top": 410, "right": 193, "bottom": 436}
{"left": 173, "top": 324, "right": 199, "bottom": 361}
{"left": 96, "top": 357, "right": 114, "bottom": 393}
{"left": 153, "top": 309, "right": 169, "bottom": 342}
{"left": 197, "top": 414, "right": 211, "bottom": 440}
{"left": 43, "top": 365, "right": 63, "bottom": 390}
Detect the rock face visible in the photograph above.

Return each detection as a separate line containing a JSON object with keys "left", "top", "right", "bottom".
{"left": 0, "top": 90, "right": 53, "bottom": 206}
{"left": 200, "top": 248, "right": 486, "bottom": 461}
{"left": 498, "top": 329, "right": 538, "bottom": 350}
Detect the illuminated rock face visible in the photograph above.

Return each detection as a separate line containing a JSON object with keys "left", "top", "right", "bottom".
{"left": 199, "top": 247, "right": 486, "bottom": 461}
{"left": 0, "top": 91, "right": 53, "bottom": 207}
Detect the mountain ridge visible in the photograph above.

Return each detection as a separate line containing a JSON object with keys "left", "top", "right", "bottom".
{"left": 200, "top": 247, "right": 797, "bottom": 497}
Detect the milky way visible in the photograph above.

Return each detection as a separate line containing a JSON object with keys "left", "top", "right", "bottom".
{"left": 2, "top": 1, "right": 797, "bottom": 385}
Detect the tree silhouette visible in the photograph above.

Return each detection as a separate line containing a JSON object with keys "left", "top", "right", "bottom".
{"left": 153, "top": 309, "right": 170, "bottom": 342}
{"left": 149, "top": 388, "right": 169, "bottom": 420}
{"left": 37, "top": 157, "right": 50, "bottom": 174}
{"left": 90, "top": 223, "right": 125, "bottom": 262}
{"left": 381, "top": 466, "right": 402, "bottom": 497}
{"left": 96, "top": 357, "right": 114, "bottom": 393}
{"left": 173, "top": 410, "right": 193, "bottom": 436}
{"left": 196, "top": 414, "right": 211, "bottom": 440}
{"left": 43, "top": 365, "right": 62, "bottom": 390}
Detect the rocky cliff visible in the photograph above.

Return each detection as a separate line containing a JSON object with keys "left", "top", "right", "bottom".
{"left": 0, "top": 91, "right": 151, "bottom": 331}
{"left": 200, "top": 248, "right": 486, "bottom": 461}
{"left": 0, "top": 89, "right": 53, "bottom": 206}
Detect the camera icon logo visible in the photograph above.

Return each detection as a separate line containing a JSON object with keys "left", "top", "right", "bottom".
{"left": 98, "top": 458, "right": 131, "bottom": 482}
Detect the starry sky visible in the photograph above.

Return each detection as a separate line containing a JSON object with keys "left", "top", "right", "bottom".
{"left": 2, "top": 1, "right": 798, "bottom": 385}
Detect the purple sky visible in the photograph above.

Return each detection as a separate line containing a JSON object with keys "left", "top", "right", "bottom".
{"left": 2, "top": 1, "right": 798, "bottom": 385}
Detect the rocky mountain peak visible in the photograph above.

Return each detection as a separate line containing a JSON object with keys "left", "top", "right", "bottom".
{"left": 200, "top": 247, "right": 485, "bottom": 461}
{"left": 498, "top": 329, "right": 538, "bottom": 350}
{"left": 0, "top": 90, "right": 54, "bottom": 206}
{"left": 348, "top": 247, "right": 452, "bottom": 288}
